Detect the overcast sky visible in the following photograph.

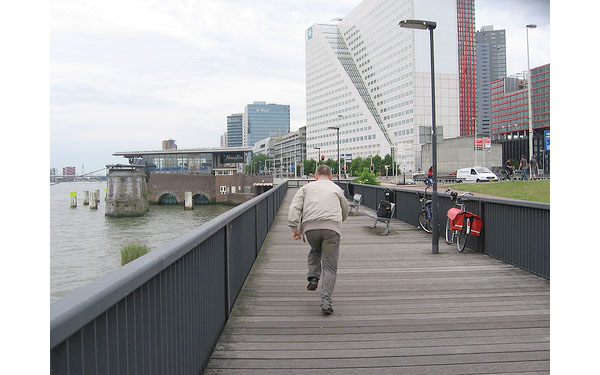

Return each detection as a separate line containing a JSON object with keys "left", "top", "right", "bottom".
{"left": 48, "top": 0, "right": 550, "bottom": 173}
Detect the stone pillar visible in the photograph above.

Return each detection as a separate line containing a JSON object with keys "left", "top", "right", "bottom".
{"left": 105, "top": 166, "right": 150, "bottom": 217}
{"left": 184, "top": 191, "right": 193, "bottom": 210}
{"left": 70, "top": 192, "right": 77, "bottom": 208}
{"left": 90, "top": 191, "right": 98, "bottom": 209}
{"left": 83, "top": 191, "right": 89, "bottom": 205}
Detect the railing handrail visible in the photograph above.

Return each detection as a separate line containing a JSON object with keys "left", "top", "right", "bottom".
{"left": 345, "top": 181, "right": 550, "bottom": 279}
{"left": 50, "top": 183, "right": 286, "bottom": 349}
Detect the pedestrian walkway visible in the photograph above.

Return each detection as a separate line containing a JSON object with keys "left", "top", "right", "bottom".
{"left": 204, "top": 188, "right": 550, "bottom": 374}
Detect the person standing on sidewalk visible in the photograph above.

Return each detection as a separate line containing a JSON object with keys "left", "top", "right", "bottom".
{"left": 288, "top": 165, "right": 349, "bottom": 314}
{"left": 519, "top": 155, "right": 529, "bottom": 180}
{"left": 530, "top": 155, "right": 540, "bottom": 180}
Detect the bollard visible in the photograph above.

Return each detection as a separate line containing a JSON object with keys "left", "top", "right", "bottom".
{"left": 184, "top": 192, "right": 193, "bottom": 210}
{"left": 70, "top": 192, "right": 77, "bottom": 208}
{"left": 90, "top": 191, "right": 98, "bottom": 209}
{"left": 83, "top": 191, "right": 89, "bottom": 205}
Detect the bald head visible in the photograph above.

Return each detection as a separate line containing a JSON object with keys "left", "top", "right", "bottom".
{"left": 315, "top": 165, "right": 332, "bottom": 180}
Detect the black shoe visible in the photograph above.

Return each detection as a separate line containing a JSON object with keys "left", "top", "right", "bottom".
{"left": 307, "top": 277, "right": 318, "bottom": 291}
{"left": 321, "top": 306, "right": 334, "bottom": 314}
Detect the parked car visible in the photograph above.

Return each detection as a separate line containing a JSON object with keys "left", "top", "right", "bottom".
{"left": 396, "top": 178, "right": 416, "bottom": 185}
{"left": 456, "top": 167, "right": 498, "bottom": 182}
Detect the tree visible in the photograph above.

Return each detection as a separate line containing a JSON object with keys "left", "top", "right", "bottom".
{"left": 303, "top": 159, "right": 316, "bottom": 175}
{"left": 246, "top": 154, "right": 269, "bottom": 174}
{"left": 354, "top": 167, "right": 380, "bottom": 186}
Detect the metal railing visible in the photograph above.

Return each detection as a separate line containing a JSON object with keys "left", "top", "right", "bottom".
{"left": 50, "top": 182, "right": 288, "bottom": 374}
{"left": 340, "top": 182, "right": 549, "bottom": 279}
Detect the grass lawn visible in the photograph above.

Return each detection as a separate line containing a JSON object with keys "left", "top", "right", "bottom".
{"left": 442, "top": 179, "right": 550, "bottom": 203}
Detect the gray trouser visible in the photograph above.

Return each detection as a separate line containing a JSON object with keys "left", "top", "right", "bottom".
{"left": 305, "top": 229, "right": 341, "bottom": 309}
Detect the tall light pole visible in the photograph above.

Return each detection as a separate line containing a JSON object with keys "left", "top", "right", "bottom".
{"left": 526, "top": 24, "right": 537, "bottom": 180}
{"left": 400, "top": 19, "right": 439, "bottom": 254}
{"left": 329, "top": 122, "right": 341, "bottom": 181}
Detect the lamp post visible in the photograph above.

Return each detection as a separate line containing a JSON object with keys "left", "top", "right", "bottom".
{"left": 400, "top": 19, "right": 439, "bottom": 254}
{"left": 329, "top": 116, "right": 342, "bottom": 181}
{"left": 313, "top": 147, "right": 321, "bottom": 166}
{"left": 526, "top": 24, "right": 536, "bottom": 180}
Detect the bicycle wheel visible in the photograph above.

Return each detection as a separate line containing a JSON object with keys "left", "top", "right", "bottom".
{"left": 456, "top": 231, "right": 468, "bottom": 252}
{"left": 418, "top": 212, "right": 432, "bottom": 233}
{"left": 445, "top": 218, "right": 453, "bottom": 244}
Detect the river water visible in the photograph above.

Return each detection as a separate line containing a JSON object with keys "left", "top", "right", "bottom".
{"left": 50, "top": 181, "right": 233, "bottom": 303}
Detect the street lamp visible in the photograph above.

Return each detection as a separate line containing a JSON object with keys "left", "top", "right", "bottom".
{"left": 328, "top": 119, "right": 341, "bottom": 181}
{"left": 526, "top": 24, "right": 536, "bottom": 180}
{"left": 399, "top": 19, "right": 440, "bottom": 254}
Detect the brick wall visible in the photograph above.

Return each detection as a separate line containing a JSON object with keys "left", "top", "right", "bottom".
{"left": 147, "top": 174, "right": 273, "bottom": 205}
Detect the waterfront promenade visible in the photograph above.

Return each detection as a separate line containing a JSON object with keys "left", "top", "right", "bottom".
{"left": 204, "top": 188, "right": 550, "bottom": 374}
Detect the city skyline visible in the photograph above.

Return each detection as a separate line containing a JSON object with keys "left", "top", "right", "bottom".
{"left": 48, "top": 0, "right": 549, "bottom": 172}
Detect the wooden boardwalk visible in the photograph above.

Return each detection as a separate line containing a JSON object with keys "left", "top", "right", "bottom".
{"left": 205, "top": 188, "right": 550, "bottom": 374}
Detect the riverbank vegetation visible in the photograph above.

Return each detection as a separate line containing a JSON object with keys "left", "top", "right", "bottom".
{"left": 121, "top": 242, "right": 149, "bottom": 265}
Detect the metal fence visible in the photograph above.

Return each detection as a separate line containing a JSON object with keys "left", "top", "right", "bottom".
{"left": 340, "top": 182, "right": 549, "bottom": 279}
{"left": 50, "top": 182, "right": 288, "bottom": 375}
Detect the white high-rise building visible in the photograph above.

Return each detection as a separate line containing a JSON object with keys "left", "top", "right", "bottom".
{"left": 305, "top": 0, "right": 462, "bottom": 173}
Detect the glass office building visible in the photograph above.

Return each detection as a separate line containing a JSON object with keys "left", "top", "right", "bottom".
{"left": 227, "top": 113, "right": 243, "bottom": 147}
{"left": 476, "top": 26, "right": 507, "bottom": 137}
{"left": 305, "top": 0, "right": 464, "bottom": 173}
{"left": 113, "top": 147, "right": 253, "bottom": 175}
{"left": 244, "top": 101, "right": 290, "bottom": 147}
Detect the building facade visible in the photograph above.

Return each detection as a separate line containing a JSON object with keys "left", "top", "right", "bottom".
{"left": 476, "top": 25, "right": 506, "bottom": 137}
{"left": 113, "top": 147, "right": 252, "bottom": 175}
{"left": 244, "top": 101, "right": 290, "bottom": 147}
{"left": 305, "top": 0, "right": 465, "bottom": 174}
{"left": 162, "top": 139, "right": 177, "bottom": 150}
{"left": 456, "top": 0, "right": 477, "bottom": 136}
{"left": 220, "top": 132, "right": 228, "bottom": 148}
{"left": 252, "top": 127, "right": 307, "bottom": 177}
{"left": 491, "top": 64, "right": 550, "bottom": 173}
{"left": 63, "top": 166, "right": 76, "bottom": 177}
{"left": 226, "top": 113, "right": 243, "bottom": 147}
{"left": 270, "top": 126, "right": 307, "bottom": 178}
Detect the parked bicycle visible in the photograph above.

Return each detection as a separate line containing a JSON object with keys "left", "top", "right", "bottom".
{"left": 499, "top": 168, "right": 514, "bottom": 181}
{"left": 417, "top": 186, "right": 432, "bottom": 233}
{"left": 445, "top": 188, "right": 483, "bottom": 252}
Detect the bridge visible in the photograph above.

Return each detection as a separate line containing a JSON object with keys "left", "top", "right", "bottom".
{"left": 50, "top": 181, "right": 549, "bottom": 374}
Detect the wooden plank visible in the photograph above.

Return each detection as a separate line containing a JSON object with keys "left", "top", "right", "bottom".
{"left": 206, "top": 352, "right": 550, "bottom": 369}
{"left": 203, "top": 188, "right": 550, "bottom": 374}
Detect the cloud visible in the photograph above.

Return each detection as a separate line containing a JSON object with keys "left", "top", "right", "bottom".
{"left": 476, "top": 0, "right": 550, "bottom": 74}
{"left": 50, "top": 0, "right": 550, "bottom": 172}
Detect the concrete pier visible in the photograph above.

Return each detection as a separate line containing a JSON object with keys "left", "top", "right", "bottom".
{"left": 83, "top": 191, "right": 89, "bottom": 205}
{"left": 105, "top": 165, "right": 149, "bottom": 217}
{"left": 70, "top": 192, "right": 77, "bottom": 208}
{"left": 90, "top": 191, "right": 98, "bottom": 209}
{"left": 184, "top": 191, "right": 193, "bottom": 210}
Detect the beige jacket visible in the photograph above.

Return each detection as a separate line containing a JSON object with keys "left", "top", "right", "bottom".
{"left": 287, "top": 179, "right": 349, "bottom": 235}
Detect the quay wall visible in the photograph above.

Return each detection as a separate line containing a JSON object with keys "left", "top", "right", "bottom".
{"left": 147, "top": 174, "right": 273, "bottom": 205}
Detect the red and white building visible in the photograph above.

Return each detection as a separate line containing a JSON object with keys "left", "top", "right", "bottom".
{"left": 456, "top": 0, "right": 477, "bottom": 136}
{"left": 491, "top": 64, "right": 550, "bottom": 172}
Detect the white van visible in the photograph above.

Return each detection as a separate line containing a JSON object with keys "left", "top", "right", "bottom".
{"left": 456, "top": 167, "right": 498, "bottom": 182}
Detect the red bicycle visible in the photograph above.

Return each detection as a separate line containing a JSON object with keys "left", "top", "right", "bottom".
{"left": 445, "top": 189, "right": 482, "bottom": 252}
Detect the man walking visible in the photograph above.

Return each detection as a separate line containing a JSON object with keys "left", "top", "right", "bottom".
{"left": 288, "top": 165, "right": 349, "bottom": 314}
{"left": 519, "top": 155, "right": 529, "bottom": 180}
{"left": 530, "top": 155, "right": 540, "bottom": 180}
